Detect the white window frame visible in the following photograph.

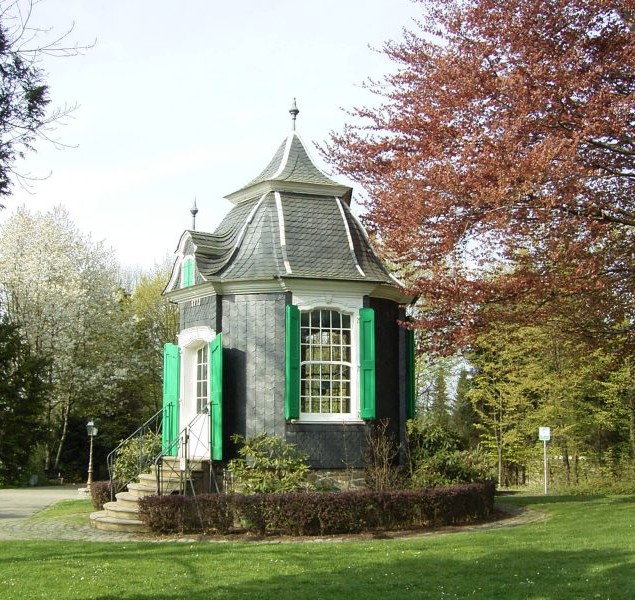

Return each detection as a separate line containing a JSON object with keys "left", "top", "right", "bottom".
{"left": 178, "top": 326, "right": 215, "bottom": 417}
{"left": 293, "top": 291, "right": 363, "bottom": 423}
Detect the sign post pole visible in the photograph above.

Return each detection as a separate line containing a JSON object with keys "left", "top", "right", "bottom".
{"left": 538, "top": 427, "right": 551, "bottom": 496}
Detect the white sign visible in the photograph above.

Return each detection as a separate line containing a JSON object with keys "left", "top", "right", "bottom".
{"left": 539, "top": 427, "right": 551, "bottom": 441}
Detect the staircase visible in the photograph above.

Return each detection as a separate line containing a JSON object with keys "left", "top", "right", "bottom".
{"left": 90, "top": 458, "right": 204, "bottom": 533}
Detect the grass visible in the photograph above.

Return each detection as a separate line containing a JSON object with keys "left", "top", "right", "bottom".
{"left": 28, "top": 499, "right": 94, "bottom": 526}
{"left": 0, "top": 494, "right": 633, "bottom": 599}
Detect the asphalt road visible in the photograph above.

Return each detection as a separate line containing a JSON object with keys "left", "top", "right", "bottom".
{"left": 0, "top": 485, "right": 84, "bottom": 519}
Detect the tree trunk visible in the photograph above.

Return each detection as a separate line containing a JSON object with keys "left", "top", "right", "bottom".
{"left": 53, "top": 399, "right": 71, "bottom": 471}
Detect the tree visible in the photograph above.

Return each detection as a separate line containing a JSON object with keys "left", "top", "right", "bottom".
{"left": 0, "top": 314, "right": 49, "bottom": 484}
{"left": 326, "top": 0, "right": 635, "bottom": 351}
{"left": 450, "top": 367, "right": 479, "bottom": 448}
{"left": 0, "top": 1, "right": 86, "bottom": 202}
{"left": 430, "top": 365, "right": 450, "bottom": 427}
{"left": 0, "top": 206, "right": 127, "bottom": 473}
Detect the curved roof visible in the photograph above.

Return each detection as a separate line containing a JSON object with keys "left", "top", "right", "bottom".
{"left": 166, "top": 128, "right": 404, "bottom": 295}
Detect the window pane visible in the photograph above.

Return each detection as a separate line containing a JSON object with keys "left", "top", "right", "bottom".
{"left": 299, "top": 309, "right": 352, "bottom": 415}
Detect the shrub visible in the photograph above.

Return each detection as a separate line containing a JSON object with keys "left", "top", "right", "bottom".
{"left": 196, "top": 493, "right": 234, "bottom": 534}
{"left": 364, "top": 419, "right": 404, "bottom": 491}
{"left": 111, "top": 432, "right": 162, "bottom": 486}
{"left": 137, "top": 481, "right": 496, "bottom": 537}
{"left": 138, "top": 494, "right": 197, "bottom": 534}
{"left": 227, "top": 433, "right": 314, "bottom": 494}
{"left": 406, "top": 417, "right": 493, "bottom": 487}
{"left": 90, "top": 480, "right": 114, "bottom": 510}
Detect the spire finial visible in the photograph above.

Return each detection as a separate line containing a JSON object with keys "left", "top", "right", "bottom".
{"left": 190, "top": 198, "right": 198, "bottom": 230}
{"left": 289, "top": 98, "right": 299, "bottom": 130}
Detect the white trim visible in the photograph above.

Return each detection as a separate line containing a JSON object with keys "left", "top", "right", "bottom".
{"left": 335, "top": 197, "right": 365, "bottom": 278}
{"left": 177, "top": 326, "right": 216, "bottom": 460}
{"left": 224, "top": 180, "right": 351, "bottom": 205}
{"left": 178, "top": 326, "right": 215, "bottom": 349}
{"left": 234, "top": 192, "right": 268, "bottom": 252}
{"left": 275, "top": 191, "right": 293, "bottom": 274}
{"left": 271, "top": 133, "right": 295, "bottom": 179}
{"left": 293, "top": 294, "right": 364, "bottom": 423}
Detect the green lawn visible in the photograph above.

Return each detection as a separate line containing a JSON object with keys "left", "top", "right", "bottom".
{"left": 0, "top": 495, "right": 633, "bottom": 599}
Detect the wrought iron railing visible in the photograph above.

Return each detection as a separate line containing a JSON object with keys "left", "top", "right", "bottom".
{"left": 106, "top": 409, "right": 163, "bottom": 501}
{"left": 155, "top": 411, "right": 219, "bottom": 496}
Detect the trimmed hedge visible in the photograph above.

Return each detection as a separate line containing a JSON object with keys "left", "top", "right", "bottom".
{"left": 138, "top": 481, "right": 495, "bottom": 536}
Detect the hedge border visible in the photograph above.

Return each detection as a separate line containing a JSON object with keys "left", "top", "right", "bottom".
{"left": 138, "top": 481, "right": 495, "bottom": 537}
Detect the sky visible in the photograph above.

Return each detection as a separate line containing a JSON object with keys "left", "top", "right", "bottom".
{"left": 1, "top": 0, "right": 422, "bottom": 270}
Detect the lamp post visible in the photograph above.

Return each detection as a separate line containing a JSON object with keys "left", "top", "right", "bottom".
{"left": 86, "top": 419, "right": 99, "bottom": 492}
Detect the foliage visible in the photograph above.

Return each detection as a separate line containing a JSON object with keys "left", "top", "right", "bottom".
{"left": 326, "top": 0, "right": 635, "bottom": 353}
{"left": 89, "top": 480, "right": 115, "bottom": 510}
{"left": 0, "top": 314, "right": 49, "bottom": 485}
{"left": 467, "top": 319, "right": 635, "bottom": 486}
{"left": 0, "top": 206, "right": 127, "bottom": 472}
{"left": 0, "top": 208, "right": 175, "bottom": 479}
{"left": 450, "top": 368, "right": 479, "bottom": 447}
{"left": 406, "top": 416, "right": 493, "bottom": 487}
{"left": 227, "top": 434, "right": 314, "bottom": 494}
{"left": 138, "top": 482, "right": 496, "bottom": 537}
{"left": 111, "top": 431, "right": 162, "bottom": 486}
{"left": 0, "top": 1, "right": 86, "bottom": 201}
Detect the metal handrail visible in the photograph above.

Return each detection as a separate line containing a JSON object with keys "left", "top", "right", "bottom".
{"left": 106, "top": 409, "right": 163, "bottom": 501}
{"left": 154, "top": 411, "right": 214, "bottom": 496}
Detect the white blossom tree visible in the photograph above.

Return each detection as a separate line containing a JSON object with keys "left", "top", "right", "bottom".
{"left": 0, "top": 206, "right": 129, "bottom": 471}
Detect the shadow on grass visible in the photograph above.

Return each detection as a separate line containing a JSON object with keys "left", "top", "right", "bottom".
{"left": 1, "top": 538, "right": 634, "bottom": 600}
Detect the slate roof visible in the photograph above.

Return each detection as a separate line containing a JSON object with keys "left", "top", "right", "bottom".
{"left": 242, "top": 133, "right": 341, "bottom": 190}
{"left": 168, "top": 129, "right": 401, "bottom": 290}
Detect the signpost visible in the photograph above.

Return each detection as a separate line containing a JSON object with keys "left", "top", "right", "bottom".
{"left": 539, "top": 427, "right": 551, "bottom": 495}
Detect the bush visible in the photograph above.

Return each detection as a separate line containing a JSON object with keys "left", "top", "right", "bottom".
{"left": 90, "top": 480, "right": 115, "bottom": 510}
{"left": 406, "top": 418, "right": 493, "bottom": 487}
{"left": 138, "top": 494, "right": 197, "bottom": 534}
{"left": 227, "top": 433, "right": 314, "bottom": 494}
{"left": 196, "top": 493, "right": 234, "bottom": 534}
{"left": 111, "top": 432, "right": 162, "bottom": 486}
{"left": 137, "top": 481, "right": 496, "bottom": 537}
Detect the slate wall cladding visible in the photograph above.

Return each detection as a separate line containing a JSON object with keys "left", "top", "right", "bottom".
{"left": 369, "top": 297, "right": 403, "bottom": 446}
{"left": 285, "top": 423, "right": 371, "bottom": 469}
{"left": 222, "top": 293, "right": 287, "bottom": 454}
{"left": 180, "top": 294, "right": 218, "bottom": 331}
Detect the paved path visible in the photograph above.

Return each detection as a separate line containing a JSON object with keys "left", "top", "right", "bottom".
{"left": 0, "top": 486, "right": 141, "bottom": 542}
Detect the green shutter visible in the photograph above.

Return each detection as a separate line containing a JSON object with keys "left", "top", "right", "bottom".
{"left": 181, "top": 256, "right": 194, "bottom": 288}
{"left": 162, "top": 343, "right": 180, "bottom": 456}
{"left": 359, "top": 307, "right": 376, "bottom": 420}
{"left": 285, "top": 305, "right": 300, "bottom": 420}
{"left": 406, "top": 329, "right": 416, "bottom": 419}
{"left": 210, "top": 334, "right": 223, "bottom": 460}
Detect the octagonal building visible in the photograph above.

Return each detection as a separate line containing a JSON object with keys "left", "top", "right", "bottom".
{"left": 163, "top": 108, "right": 414, "bottom": 480}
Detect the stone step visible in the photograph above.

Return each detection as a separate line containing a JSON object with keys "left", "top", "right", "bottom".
{"left": 90, "top": 511, "right": 151, "bottom": 534}
{"left": 103, "top": 501, "right": 140, "bottom": 521}
{"left": 139, "top": 472, "right": 182, "bottom": 487}
{"left": 126, "top": 481, "right": 159, "bottom": 499}
{"left": 115, "top": 491, "right": 143, "bottom": 509}
{"left": 155, "top": 457, "right": 208, "bottom": 473}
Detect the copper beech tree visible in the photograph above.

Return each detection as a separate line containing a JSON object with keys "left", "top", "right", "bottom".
{"left": 326, "top": 0, "right": 635, "bottom": 352}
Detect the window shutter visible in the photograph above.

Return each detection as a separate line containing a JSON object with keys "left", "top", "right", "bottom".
{"left": 181, "top": 256, "right": 195, "bottom": 288}
{"left": 162, "top": 343, "right": 180, "bottom": 456}
{"left": 285, "top": 304, "right": 300, "bottom": 420}
{"left": 406, "top": 329, "right": 416, "bottom": 419}
{"left": 210, "top": 333, "right": 223, "bottom": 460}
{"left": 359, "top": 307, "right": 376, "bottom": 420}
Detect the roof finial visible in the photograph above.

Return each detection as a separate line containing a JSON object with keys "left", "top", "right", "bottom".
{"left": 289, "top": 98, "right": 299, "bottom": 131}
{"left": 190, "top": 198, "right": 198, "bottom": 230}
